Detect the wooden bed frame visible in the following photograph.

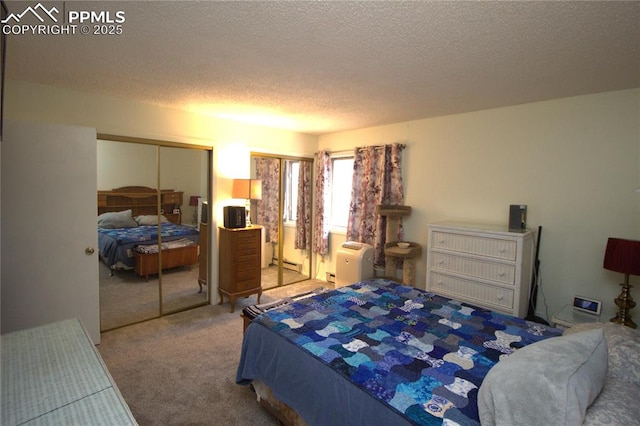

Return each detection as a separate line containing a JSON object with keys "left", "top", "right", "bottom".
{"left": 98, "top": 186, "right": 183, "bottom": 224}
{"left": 98, "top": 186, "right": 198, "bottom": 280}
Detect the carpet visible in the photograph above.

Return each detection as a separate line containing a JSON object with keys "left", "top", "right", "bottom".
{"left": 98, "top": 279, "right": 329, "bottom": 425}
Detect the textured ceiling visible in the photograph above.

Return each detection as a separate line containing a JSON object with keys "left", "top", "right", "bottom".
{"left": 4, "top": 1, "right": 640, "bottom": 135}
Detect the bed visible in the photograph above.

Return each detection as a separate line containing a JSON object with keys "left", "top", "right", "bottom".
{"left": 237, "top": 278, "right": 562, "bottom": 425}
{"left": 237, "top": 278, "right": 639, "bottom": 425}
{"left": 97, "top": 186, "right": 199, "bottom": 277}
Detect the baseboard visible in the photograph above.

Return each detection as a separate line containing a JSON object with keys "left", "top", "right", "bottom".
{"left": 272, "top": 257, "right": 302, "bottom": 273}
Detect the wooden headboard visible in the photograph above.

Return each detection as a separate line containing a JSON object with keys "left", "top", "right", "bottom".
{"left": 97, "top": 186, "right": 183, "bottom": 224}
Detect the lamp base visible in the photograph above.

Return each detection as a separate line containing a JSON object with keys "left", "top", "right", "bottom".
{"left": 245, "top": 198, "right": 252, "bottom": 227}
{"left": 610, "top": 283, "right": 636, "bottom": 329}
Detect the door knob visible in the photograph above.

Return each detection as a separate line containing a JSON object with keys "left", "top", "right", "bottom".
{"left": 85, "top": 247, "right": 95, "bottom": 255}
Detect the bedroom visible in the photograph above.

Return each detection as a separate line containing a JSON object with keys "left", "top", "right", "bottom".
{"left": 1, "top": 1, "right": 639, "bottom": 425}
{"left": 5, "top": 83, "right": 637, "bottom": 337}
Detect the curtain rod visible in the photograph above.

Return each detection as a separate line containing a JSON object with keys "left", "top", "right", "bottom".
{"left": 322, "top": 143, "right": 406, "bottom": 156}
{"left": 355, "top": 143, "right": 406, "bottom": 152}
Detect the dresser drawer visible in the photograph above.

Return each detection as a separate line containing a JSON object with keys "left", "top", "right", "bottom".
{"left": 236, "top": 278, "right": 260, "bottom": 291}
{"left": 430, "top": 252, "right": 516, "bottom": 285}
{"left": 235, "top": 253, "right": 259, "bottom": 263}
{"left": 236, "top": 244, "right": 260, "bottom": 256}
{"left": 429, "top": 272, "right": 514, "bottom": 311}
{"left": 431, "top": 231, "right": 517, "bottom": 261}
{"left": 236, "top": 234, "right": 260, "bottom": 249}
{"left": 236, "top": 268, "right": 259, "bottom": 282}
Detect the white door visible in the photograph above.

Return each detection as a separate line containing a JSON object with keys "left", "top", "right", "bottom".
{"left": 1, "top": 120, "right": 100, "bottom": 343}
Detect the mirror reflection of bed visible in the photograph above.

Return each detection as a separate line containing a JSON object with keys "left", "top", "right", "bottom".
{"left": 97, "top": 140, "right": 211, "bottom": 331}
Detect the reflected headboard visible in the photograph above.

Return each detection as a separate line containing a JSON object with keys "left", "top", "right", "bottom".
{"left": 97, "top": 186, "right": 183, "bottom": 224}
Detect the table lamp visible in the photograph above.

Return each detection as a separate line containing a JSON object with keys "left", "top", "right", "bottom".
{"left": 603, "top": 237, "right": 640, "bottom": 328}
{"left": 232, "top": 179, "right": 262, "bottom": 226}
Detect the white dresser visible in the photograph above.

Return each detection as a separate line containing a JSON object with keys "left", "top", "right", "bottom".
{"left": 426, "top": 221, "right": 534, "bottom": 318}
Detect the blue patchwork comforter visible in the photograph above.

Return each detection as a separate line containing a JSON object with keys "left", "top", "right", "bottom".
{"left": 98, "top": 223, "right": 199, "bottom": 268}
{"left": 237, "top": 279, "right": 561, "bottom": 425}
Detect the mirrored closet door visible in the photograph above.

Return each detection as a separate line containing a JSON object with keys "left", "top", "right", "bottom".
{"left": 98, "top": 137, "right": 212, "bottom": 331}
{"left": 159, "top": 146, "right": 210, "bottom": 315}
{"left": 251, "top": 154, "right": 313, "bottom": 289}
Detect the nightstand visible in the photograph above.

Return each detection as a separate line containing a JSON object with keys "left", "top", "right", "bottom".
{"left": 551, "top": 304, "right": 602, "bottom": 329}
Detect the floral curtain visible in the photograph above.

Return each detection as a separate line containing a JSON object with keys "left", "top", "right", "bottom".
{"left": 312, "top": 151, "right": 331, "bottom": 256}
{"left": 346, "top": 143, "right": 404, "bottom": 266}
{"left": 255, "top": 157, "right": 280, "bottom": 243}
{"left": 295, "top": 160, "right": 312, "bottom": 250}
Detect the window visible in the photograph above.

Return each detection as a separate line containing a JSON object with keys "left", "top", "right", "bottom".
{"left": 330, "top": 156, "right": 354, "bottom": 230}
{"left": 283, "top": 160, "right": 300, "bottom": 222}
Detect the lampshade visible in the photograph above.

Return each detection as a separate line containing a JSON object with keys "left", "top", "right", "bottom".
{"left": 232, "top": 179, "right": 262, "bottom": 200}
{"left": 603, "top": 238, "right": 640, "bottom": 276}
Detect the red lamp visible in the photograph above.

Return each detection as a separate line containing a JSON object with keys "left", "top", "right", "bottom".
{"left": 603, "top": 237, "right": 640, "bottom": 328}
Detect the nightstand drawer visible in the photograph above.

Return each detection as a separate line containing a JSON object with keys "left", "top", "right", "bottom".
{"left": 430, "top": 252, "right": 516, "bottom": 285}
{"left": 432, "top": 231, "right": 517, "bottom": 261}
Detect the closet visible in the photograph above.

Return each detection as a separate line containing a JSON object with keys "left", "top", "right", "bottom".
{"left": 98, "top": 136, "right": 212, "bottom": 331}
{"left": 250, "top": 154, "right": 313, "bottom": 288}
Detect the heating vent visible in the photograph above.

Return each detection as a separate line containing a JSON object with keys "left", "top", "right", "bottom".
{"left": 326, "top": 272, "right": 336, "bottom": 283}
{"left": 272, "top": 257, "right": 302, "bottom": 273}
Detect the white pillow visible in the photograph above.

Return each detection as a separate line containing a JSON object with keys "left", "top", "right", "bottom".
{"left": 134, "top": 215, "right": 170, "bottom": 226}
{"left": 97, "top": 209, "right": 138, "bottom": 228}
{"left": 564, "top": 322, "right": 640, "bottom": 387}
{"left": 478, "top": 328, "right": 607, "bottom": 426}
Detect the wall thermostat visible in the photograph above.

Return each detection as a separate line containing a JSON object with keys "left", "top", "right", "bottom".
{"left": 573, "top": 295, "right": 602, "bottom": 315}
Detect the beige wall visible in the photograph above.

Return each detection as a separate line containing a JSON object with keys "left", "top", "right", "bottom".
{"left": 5, "top": 79, "right": 318, "bottom": 304}
{"left": 5, "top": 79, "right": 639, "bottom": 322}
{"left": 319, "top": 89, "right": 640, "bottom": 321}
{"left": 97, "top": 140, "right": 208, "bottom": 226}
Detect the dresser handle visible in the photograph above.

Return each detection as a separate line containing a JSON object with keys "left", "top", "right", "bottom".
{"left": 498, "top": 272, "right": 505, "bottom": 277}
{"left": 497, "top": 295, "right": 504, "bottom": 301}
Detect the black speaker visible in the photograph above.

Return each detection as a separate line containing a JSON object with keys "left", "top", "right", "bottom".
{"left": 509, "top": 205, "right": 527, "bottom": 231}
{"left": 223, "top": 206, "right": 246, "bottom": 229}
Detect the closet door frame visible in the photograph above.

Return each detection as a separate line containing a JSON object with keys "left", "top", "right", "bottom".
{"left": 250, "top": 152, "right": 314, "bottom": 287}
{"left": 98, "top": 134, "right": 213, "bottom": 325}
